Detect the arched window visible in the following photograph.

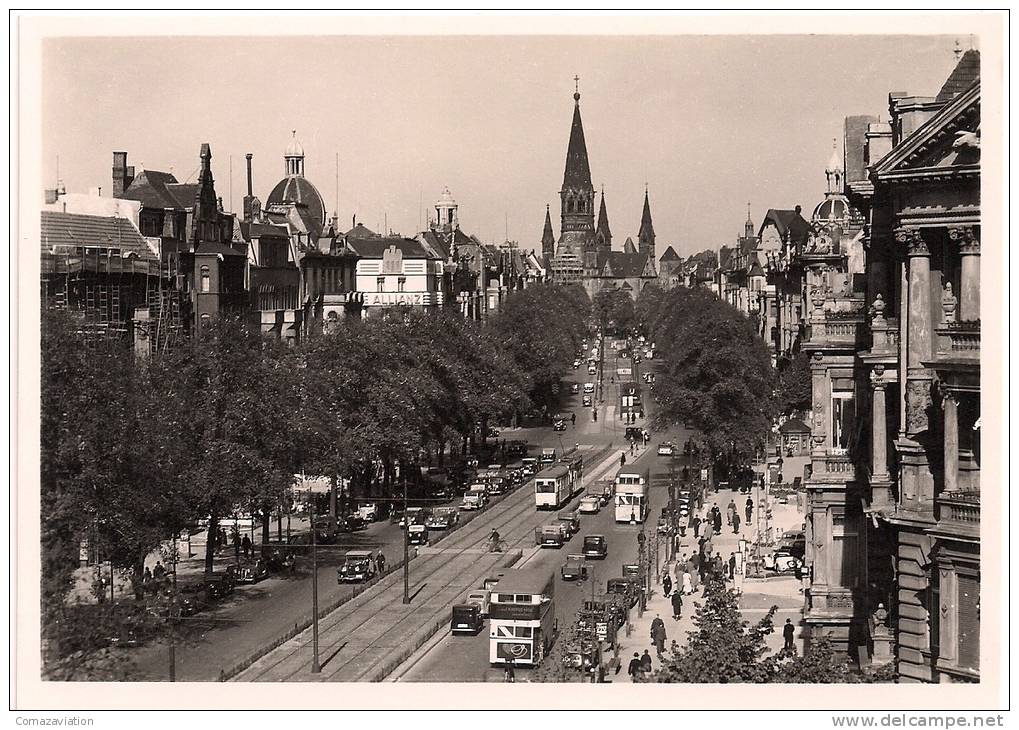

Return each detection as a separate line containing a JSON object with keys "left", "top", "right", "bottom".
{"left": 200, "top": 265, "right": 211, "bottom": 293}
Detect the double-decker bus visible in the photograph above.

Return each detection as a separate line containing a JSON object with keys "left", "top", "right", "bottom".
{"left": 534, "top": 455, "right": 584, "bottom": 510}
{"left": 614, "top": 468, "right": 649, "bottom": 524}
{"left": 489, "top": 569, "right": 556, "bottom": 667}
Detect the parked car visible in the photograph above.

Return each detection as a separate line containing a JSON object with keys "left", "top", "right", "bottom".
{"left": 587, "top": 365, "right": 597, "bottom": 375}
{"left": 764, "top": 550, "right": 803, "bottom": 574}
{"left": 582, "top": 394, "right": 592, "bottom": 407}
{"left": 235, "top": 558, "right": 269, "bottom": 584}
{"left": 521, "top": 457, "right": 539, "bottom": 478}
{"left": 570, "top": 383, "right": 580, "bottom": 394}
{"left": 583, "top": 382, "right": 595, "bottom": 394}
{"left": 778, "top": 529, "right": 806, "bottom": 559}
{"left": 451, "top": 604, "right": 484, "bottom": 635}
{"left": 578, "top": 495, "right": 601, "bottom": 514}
{"left": 357, "top": 503, "right": 379, "bottom": 523}
{"left": 553, "top": 419, "right": 567, "bottom": 431}
{"left": 337, "top": 550, "right": 377, "bottom": 583}
{"left": 340, "top": 514, "right": 367, "bottom": 532}
{"left": 582, "top": 534, "right": 608, "bottom": 560}
{"left": 408, "top": 523, "right": 429, "bottom": 545}
{"left": 606, "top": 577, "right": 638, "bottom": 608}
{"left": 561, "top": 554, "right": 589, "bottom": 581}
{"left": 657, "top": 442, "right": 675, "bottom": 456}
{"left": 426, "top": 507, "right": 459, "bottom": 529}
{"left": 465, "top": 588, "right": 491, "bottom": 617}
{"left": 540, "top": 448, "right": 556, "bottom": 465}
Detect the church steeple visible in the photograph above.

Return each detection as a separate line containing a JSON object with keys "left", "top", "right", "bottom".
{"left": 744, "top": 201, "right": 755, "bottom": 239}
{"left": 595, "top": 186, "right": 612, "bottom": 253}
{"left": 557, "top": 78, "right": 596, "bottom": 257}
{"left": 541, "top": 204, "right": 555, "bottom": 261}
{"left": 638, "top": 186, "right": 656, "bottom": 261}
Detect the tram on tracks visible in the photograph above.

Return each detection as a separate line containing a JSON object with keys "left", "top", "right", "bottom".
{"left": 614, "top": 468, "right": 649, "bottom": 524}
{"left": 488, "top": 569, "right": 556, "bottom": 667}
{"left": 534, "top": 454, "right": 584, "bottom": 510}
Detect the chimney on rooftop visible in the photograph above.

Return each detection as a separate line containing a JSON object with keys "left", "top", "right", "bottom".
{"left": 112, "top": 151, "right": 135, "bottom": 198}
{"left": 243, "top": 153, "right": 255, "bottom": 222}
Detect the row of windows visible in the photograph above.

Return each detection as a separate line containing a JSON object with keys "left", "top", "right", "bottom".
{"left": 495, "top": 593, "right": 536, "bottom": 604}
{"left": 377, "top": 276, "right": 408, "bottom": 293}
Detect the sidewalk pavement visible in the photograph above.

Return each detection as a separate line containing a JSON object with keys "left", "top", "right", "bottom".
{"left": 613, "top": 486, "right": 808, "bottom": 680}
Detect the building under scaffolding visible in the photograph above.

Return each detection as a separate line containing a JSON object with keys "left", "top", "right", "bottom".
{"left": 40, "top": 209, "right": 181, "bottom": 351}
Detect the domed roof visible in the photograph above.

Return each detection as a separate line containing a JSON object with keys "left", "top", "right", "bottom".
{"left": 285, "top": 130, "right": 304, "bottom": 158}
{"left": 266, "top": 175, "right": 326, "bottom": 229}
{"left": 812, "top": 195, "right": 849, "bottom": 224}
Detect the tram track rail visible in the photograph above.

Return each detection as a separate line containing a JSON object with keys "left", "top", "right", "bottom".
{"left": 235, "top": 445, "right": 615, "bottom": 681}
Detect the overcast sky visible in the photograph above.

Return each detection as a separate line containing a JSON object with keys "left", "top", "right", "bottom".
{"left": 42, "top": 34, "right": 966, "bottom": 257}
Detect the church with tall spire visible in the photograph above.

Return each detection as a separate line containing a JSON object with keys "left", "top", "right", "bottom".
{"left": 543, "top": 79, "right": 658, "bottom": 298}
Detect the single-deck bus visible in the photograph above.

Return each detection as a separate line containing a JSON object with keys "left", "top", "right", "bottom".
{"left": 489, "top": 569, "right": 556, "bottom": 667}
{"left": 614, "top": 469, "right": 649, "bottom": 524}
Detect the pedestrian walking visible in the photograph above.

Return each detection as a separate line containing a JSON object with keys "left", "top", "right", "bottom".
{"left": 671, "top": 590, "right": 683, "bottom": 619}
{"left": 745, "top": 497, "right": 754, "bottom": 524}
{"left": 592, "top": 408, "right": 597, "bottom": 422}
{"left": 152, "top": 561, "right": 166, "bottom": 580}
{"left": 219, "top": 527, "right": 228, "bottom": 550}
{"left": 728, "top": 552, "right": 737, "bottom": 580}
{"left": 628, "top": 652, "right": 642, "bottom": 682}
{"left": 571, "top": 413, "right": 576, "bottom": 427}
{"left": 241, "top": 534, "right": 252, "bottom": 559}
{"left": 662, "top": 573, "right": 672, "bottom": 597}
{"left": 691, "top": 514, "right": 701, "bottom": 538}
{"left": 651, "top": 618, "right": 667, "bottom": 657}
{"left": 783, "top": 619, "right": 796, "bottom": 652}
{"left": 376, "top": 552, "right": 386, "bottom": 575}
{"left": 681, "top": 569, "right": 693, "bottom": 596}
{"left": 640, "top": 649, "right": 653, "bottom": 676}
{"left": 630, "top": 440, "right": 635, "bottom": 455}
{"left": 713, "top": 509, "right": 722, "bottom": 534}
{"left": 620, "top": 452, "right": 627, "bottom": 468}
{"left": 732, "top": 512, "right": 741, "bottom": 534}
{"left": 701, "top": 521, "right": 714, "bottom": 543}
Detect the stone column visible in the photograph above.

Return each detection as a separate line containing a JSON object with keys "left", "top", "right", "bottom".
{"left": 899, "top": 229, "right": 934, "bottom": 436}
{"left": 942, "top": 391, "right": 959, "bottom": 494}
{"left": 952, "top": 227, "right": 980, "bottom": 323}
{"left": 871, "top": 370, "right": 889, "bottom": 480}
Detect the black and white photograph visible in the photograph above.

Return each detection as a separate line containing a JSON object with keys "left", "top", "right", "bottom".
{"left": 11, "top": 10, "right": 1007, "bottom": 720}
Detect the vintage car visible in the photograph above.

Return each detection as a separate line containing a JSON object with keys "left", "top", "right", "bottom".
{"left": 486, "top": 477, "right": 509, "bottom": 496}
{"left": 764, "top": 550, "right": 803, "bottom": 574}
{"left": 657, "top": 441, "right": 676, "bottom": 456}
{"left": 337, "top": 550, "right": 377, "bottom": 583}
{"left": 582, "top": 534, "right": 608, "bottom": 560}
{"left": 606, "top": 578, "right": 638, "bottom": 609}
{"left": 583, "top": 382, "right": 595, "bottom": 394}
{"left": 451, "top": 604, "right": 484, "bottom": 635}
{"left": 235, "top": 558, "right": 269, "bottom": 584}
{"left": 465, "top": 588, "right": 491, "bottom": 617}
{"left": 595, "top": 479, "right": 615, "bottom": 506}
{"left": 778, "top": 529, "right": 807, "bottom": 559}
{"left": 505, "top": 440, "right": 529, "bottom": 458}
{"left": 657, "top": 508, "right": 676, "bottom": 534}
{"left": 407, "top": 523, "right": 429, "bottom": 546}
{"left": 624, "top": 426, "right": 645, "bottom": 443}
{"left": 357, "top": 503, "right": 379, "bottom": 523}
{"left": 540, "top": 448, "right": 556, "bottom": 465}
{"left": 572, "top": 359, "right": 581, "bottom": 369}
{"left": 535, "top": 523, "right": 569, "bottom": 548}
{"left": 561, "top": 554, "right": 589, "bottom": 581}
{"left": 587, "top": 364, "right": 597, "bottom": 375}
{"left": 553, "top": 418, "right": 567, "bottom": 432}
{"left": 578, "top": 495, "right": 601, "bottom": 514}
{"left": 340, "top": 513, "right": 368, "bottom": 532}
{"left": 582, "top": 394, "right": 593, "bottom": 407}
{"left": 556, "top": 510, "right": 581, "bottom": 537}
{"left": 426, "top": 507, "right": 459, "bottom": 529}
{"left": 205, "top": 568, "right": 237, "bottom": 600}
{"left": 570, "top": 383, "right": 580, "bottom": 394}
{"left": 459, "top": 492, "right": 484, "bottom": 511}
{"left": 520, "top": 458, "right": 539, "bottom": 478}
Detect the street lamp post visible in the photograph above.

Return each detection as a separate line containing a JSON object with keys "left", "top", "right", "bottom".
{"left": 403, "top": 472, "right": 410, "bottom": 605}
{"left": 310, "top": 498, "right": 321, "bottom": 674}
